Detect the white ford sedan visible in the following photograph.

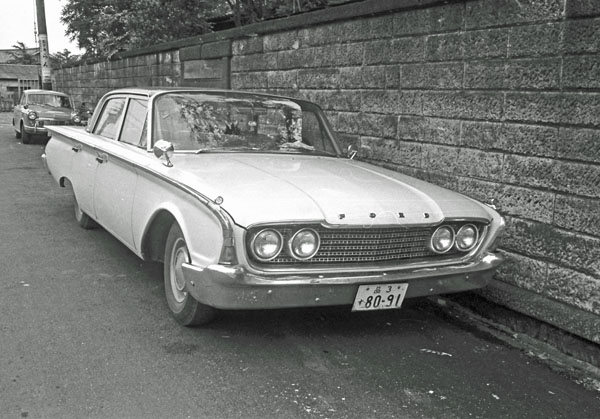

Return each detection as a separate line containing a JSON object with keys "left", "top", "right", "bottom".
{"left": 42, "top": 88, "right": 505, "bottom": 326}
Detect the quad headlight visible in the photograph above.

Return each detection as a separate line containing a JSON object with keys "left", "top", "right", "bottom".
{"left": 250, "top": 229, "right": 283, "bottom": 261}
{"left": 455, "top": 224, "right": 479, "bottom": 252}
{"left": 430, "top": 225, "right": 455, "bottom": 254}
{"left": 249, "top": 227, "right": 321, "bottom": 262}
{"left": 289, "top": 229, "right": 320, "bottom": 260}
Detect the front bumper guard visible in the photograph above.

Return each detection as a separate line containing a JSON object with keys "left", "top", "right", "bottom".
{"left": 182, "top": 252, "right": 504, "bottom": 310}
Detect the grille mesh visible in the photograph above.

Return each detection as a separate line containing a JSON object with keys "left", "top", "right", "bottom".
{"left": 38, "top": 120, "right": 69, "bottom": 127}
{"left": 246, "top": 224, "right": 478, "bottom": 266}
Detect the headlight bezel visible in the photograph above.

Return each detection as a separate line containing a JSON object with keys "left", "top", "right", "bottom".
{"left": 430, "top": 225, "right": 455, "bottom": 254}
{"left": 249, "top": 228, "right": 284, "bottom": 262}
{"left": 27, "top": 111, "right": 38, "bottom": 121}
{"left": 288, "top": 228, "right": 321, "bottom": 261}
{"left": 455, "top": 223, "right": 479, "bottom": 252}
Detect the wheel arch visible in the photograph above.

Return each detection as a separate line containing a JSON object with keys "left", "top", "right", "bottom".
{"left": 58, "top": 176, "right": 70, "bottom": 188}
{"left": 141, "top": 209, "right": 178, "bottom": 263}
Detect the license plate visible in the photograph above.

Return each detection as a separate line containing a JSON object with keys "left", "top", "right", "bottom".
{"left": 352, "top": 283, "right": 408, "bottom": 311}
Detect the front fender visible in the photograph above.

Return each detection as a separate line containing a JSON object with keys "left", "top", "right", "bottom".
{"left": 132, "top": 168, "right": 226, "bottom": 268}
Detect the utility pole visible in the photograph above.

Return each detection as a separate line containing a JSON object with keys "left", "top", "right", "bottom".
{"left": 35, "top": 0, "right": 52, "bottom": 90}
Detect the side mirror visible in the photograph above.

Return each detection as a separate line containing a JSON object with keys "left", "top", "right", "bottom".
{"left": 153, "top": 139, "right": 175, "bottom": 167}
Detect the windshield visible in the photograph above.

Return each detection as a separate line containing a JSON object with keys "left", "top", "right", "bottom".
{"left": 27, "top": 94, "right": 72, "bottom": 109}
{"left": 153, "top": 92, "right": 339, "bottom": 155}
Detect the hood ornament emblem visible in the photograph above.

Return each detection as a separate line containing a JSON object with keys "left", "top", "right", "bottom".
{"left": 424, "top": 213, "right": 430, "bottom": 218}
{"left": 370, "top": 213, "right": 376, "bottom": 218}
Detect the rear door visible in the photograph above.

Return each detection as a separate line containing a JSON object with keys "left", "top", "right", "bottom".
{"left": 71, "top": 96, "right": 127, "bottom": 220}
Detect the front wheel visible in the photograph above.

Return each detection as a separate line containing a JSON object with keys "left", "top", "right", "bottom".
{"left": 21, "top": 124, "right": 31, "bottom": 144}
{"left": 164, "top": 223, "right": 217, "bottom": 326}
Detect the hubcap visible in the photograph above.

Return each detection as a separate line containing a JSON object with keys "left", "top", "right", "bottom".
{"left": 170, "top": 238, "right": 189, "bottom": 304}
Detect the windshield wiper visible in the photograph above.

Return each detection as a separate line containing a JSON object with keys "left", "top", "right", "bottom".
{"left": 278, "top": 145, "right": 336, "bottom": 157}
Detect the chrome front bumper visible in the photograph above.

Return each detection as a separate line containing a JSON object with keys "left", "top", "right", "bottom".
{"left": 182, "top": 252, "right": 504, "bottom": 310}
{"left": 23, "top": 124, "right": 50, "bottom": 135}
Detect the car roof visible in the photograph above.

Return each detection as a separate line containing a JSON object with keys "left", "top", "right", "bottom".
{"left": 25, "top": 89, "right": 70, "bottom": 97}
{"left": 104, "top": 87, "right": 309, "bottom": 104}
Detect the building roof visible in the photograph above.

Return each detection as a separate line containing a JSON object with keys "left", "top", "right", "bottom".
{"left": 0, "top": 64, "right": 39, "bottom": 80}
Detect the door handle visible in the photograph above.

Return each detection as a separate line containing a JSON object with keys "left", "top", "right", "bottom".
{"left": 71, "top": 144, "right": 82, "bottom": 153}
{"left": 96, "top": 153, "right": 107, "bottom": 164}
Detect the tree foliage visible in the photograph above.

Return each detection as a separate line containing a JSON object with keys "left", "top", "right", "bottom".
{"left": 61, "top": 0, "right": 332, "bottom": 59}
{"left": 61, "top": 0, "right": 218, "bottom": 58}
{"left": 7, "top": 41, "right": 38, "bottom": 65}
{"left": 51, "top": 49, "right": 82, "bottom": 68}
{"left": 225, "top": 0, "right": 329, "bottom": 27}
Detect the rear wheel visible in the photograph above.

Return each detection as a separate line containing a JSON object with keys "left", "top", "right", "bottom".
{"left": 14, "top": 119, "right": 21, "bottom": 139}
{"left": 164, "top": 223, "right": 217, "bottom": 326}
{"left": 74, "top": 194, "right": 97, "bottom": 229}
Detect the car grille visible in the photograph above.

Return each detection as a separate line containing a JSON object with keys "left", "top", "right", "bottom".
{"left": 246, "top": 223, "right": 485, "bottom": 267}
{"left": 38, "top": 120, "right": 70, "bottom": 127}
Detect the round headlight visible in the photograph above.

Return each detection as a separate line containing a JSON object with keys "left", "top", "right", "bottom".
{"left": 73, "top": 115, "right": 81, "bottom": 123}
{"left": 430, "top": 225, "right": 455, "bottom": 254}
{"left": 28, "top": 111, "right": 38, "bottom": 120}
{"left": 456, "top": 224, "right": 479, "bottom": 252}
{"left": 251, "top": 229, "right": 283, "bottom": 261}
{"left": 289, "top": 229, "right": 320, "bottom": 260}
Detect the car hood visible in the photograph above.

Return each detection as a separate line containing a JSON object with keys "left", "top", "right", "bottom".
{"left": 27, "top": 105, "right": 73, "bottom": 120}
{"left": 167, "top": 153, "right": 491, "bottom": 228}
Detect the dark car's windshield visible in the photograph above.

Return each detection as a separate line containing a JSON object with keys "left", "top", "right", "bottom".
{"left": 153, "top": 92, "right": 339, "bottom": 155}
{"left": 27, "top": 94, "right": 72, "bottom": 109}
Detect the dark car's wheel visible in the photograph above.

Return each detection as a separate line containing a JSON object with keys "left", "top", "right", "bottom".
{"left": 74, "top": 194, "right": 98, "bottom": 229}
{"left": 21, "top": 123, "right": 31, "bottom": 144}
{"left": 164, "top": 223, "right": 217, "bottom": 326}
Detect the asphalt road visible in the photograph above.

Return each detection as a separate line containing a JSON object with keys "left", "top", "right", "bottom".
{"left": 0, "top": 113, "right": 598, "bottom": 419}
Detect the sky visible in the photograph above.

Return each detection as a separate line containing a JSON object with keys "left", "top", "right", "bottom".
{"left": 0, "top": 0, "right": 82, "bottom": 54}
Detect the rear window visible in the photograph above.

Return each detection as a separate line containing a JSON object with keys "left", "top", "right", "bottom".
{"left": 94, "top": 98, "right": 126, "bottom": 139}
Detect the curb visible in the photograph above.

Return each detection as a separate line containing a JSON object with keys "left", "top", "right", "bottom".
{"left": 428, "top": 294, "right": 600, "bottom": 393}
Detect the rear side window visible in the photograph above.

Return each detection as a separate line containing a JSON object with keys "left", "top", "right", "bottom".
{"left": 119, "top": 98, "right": 148, "bottom": 147}
{"left": 94, "top": 98, "right": 126, "bottom": 139}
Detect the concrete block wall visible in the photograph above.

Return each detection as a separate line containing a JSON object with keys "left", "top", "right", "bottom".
{"left": 53, "top": 0, "right": 599, "bottom": 345}
{"left": 229, "top": 0, "right": 600, "bottom": 344}
{"left": 53, "top": 50, "right": 181, "bottom": 106}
